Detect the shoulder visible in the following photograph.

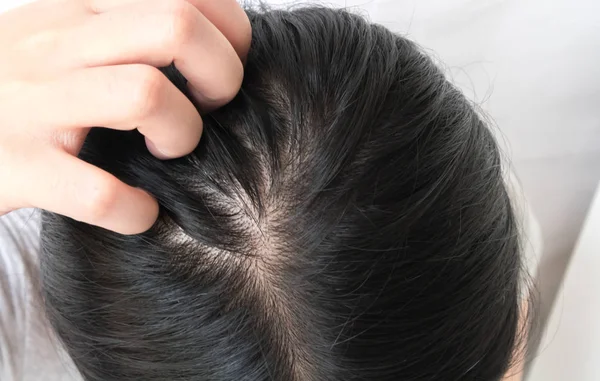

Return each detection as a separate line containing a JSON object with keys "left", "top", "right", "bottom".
{"left": 0, "top": 209, "right": 80, "bottom": 381}
{"left": 0, "top": 209, "right": 41, "bottom": 380}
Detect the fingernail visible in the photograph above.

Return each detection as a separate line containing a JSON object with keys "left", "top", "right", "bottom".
{"left": 113, "top": 188, "right": 159, "bottom": 235}
{"left": 89, "top": 183, "right": 159, "bottom": 235}
{"left": 145, "top": 137, "right": 171, "bottom": 160}
{"left": 188, "top": 85, "right": 221, "bottom": 114}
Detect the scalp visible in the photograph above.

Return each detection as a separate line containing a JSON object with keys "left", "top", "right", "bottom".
{"left": 40, "top": 7, "right": 526, "bottom": 381}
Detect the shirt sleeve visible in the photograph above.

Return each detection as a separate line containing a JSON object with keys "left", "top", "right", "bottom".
{"left": 0, "top": 209, "right": 80, "bottom": 381}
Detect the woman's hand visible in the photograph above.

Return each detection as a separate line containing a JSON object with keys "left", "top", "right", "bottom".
{"left": 0, "top": 0, "right": 251, "bottom": 234}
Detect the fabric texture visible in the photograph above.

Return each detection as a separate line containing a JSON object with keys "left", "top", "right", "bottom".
{"left": 0, "top": 209, "right": 80, "bottom": 381}
{"left": 0, "top": 3, "right": 540, "bottom": 379}
{"left": 0, "top": 176, "right": 539, "bottom": 380}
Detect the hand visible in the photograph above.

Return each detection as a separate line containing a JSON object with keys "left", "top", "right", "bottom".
{"left": 0, "top": 0, "right": 251, "bottom": 234}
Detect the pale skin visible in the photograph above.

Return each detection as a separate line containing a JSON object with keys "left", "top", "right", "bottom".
{"left": 0, "top": 1, "right": 527, "bottom": 377}
{"left": 503, "top": 301, "right": 528, "bottom": 381}
{"left": 0, "top": 0, "right": 251, "bottom": 234}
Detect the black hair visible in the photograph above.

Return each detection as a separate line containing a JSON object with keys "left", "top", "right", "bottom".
{"left": 41, "top": 7, "right": 529, "bottom": 381}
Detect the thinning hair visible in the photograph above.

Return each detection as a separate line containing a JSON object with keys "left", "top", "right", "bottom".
{"left": 41, "top": 7, "right": 528, "bottom": 381}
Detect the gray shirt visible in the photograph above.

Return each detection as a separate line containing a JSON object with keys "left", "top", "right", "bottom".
{"left": 0, "top": 184, "right": 540, "bottom": 380}
{"left": 0, "top": 209, "right": 80, "bottom": 381}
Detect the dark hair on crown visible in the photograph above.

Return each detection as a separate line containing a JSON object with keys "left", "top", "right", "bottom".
{"left": 40, "top": 6, "right": 530, "bottom": 381}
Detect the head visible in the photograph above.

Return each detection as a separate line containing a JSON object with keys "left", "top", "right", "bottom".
{"left": 41, "top": 7, "right": 529, "bottom": 381}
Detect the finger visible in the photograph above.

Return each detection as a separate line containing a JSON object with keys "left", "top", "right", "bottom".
{"left": 0, "top": 0, "right": 85, "bottom": 39}
{"left": 17, "top": 148, "right": 159, "bottom": 235}
{"left": 86, "top": 0, "right": 252, "bottom": 59}
{"left": 28, "top": 64, "right": 202, "bottom": 159}
{"left": 58, "top": 0, "right": 244, "bottom": 107}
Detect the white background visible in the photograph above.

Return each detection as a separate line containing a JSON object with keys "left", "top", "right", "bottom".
{"left": 265, "top": 0, "right": 600, "bottom": 330}
{"left": 528, "top": 186, "right": 600, "bottom": 381}
{"left": 249, "top": 7, "right": 600, "bottom": 377}
{"left": 2, "top": 0, "right": 599, "bottom": 379}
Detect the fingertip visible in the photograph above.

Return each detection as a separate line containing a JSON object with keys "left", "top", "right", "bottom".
{"left": 145, "top": 136, "right": 172, "bottom": 160}
{"left": 188, "top": 77, "right": 241, "bottom": 113}
{"left": 128, "top": 187, "right": 160, "bottom": 235}
{"left": 83, "top": 176, "right": 160, "bottom": 235}
{"left": 25, "top": 150, "right": 160, "bottom": 235}
{"left": 235, "top": 9, "right": 252, "bottom": 62}
{"left": 106, "top": 186, "right": 160, "bottom": 235}
{"left": 144, "top": 125, "right": 201, "bottom": 160}
{"left": 191, "top": 0, "right": 252, "bottom": 60}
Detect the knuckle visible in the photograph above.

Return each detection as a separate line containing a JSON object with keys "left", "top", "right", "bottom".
{"left": 163, "top": 0, "right": 198, "bottom": 47}
{"left": 128, "top": 65, "right": 167, "bottom": 119}
{"left": 83, "top": 176, "right": 119, "bottom": 222}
